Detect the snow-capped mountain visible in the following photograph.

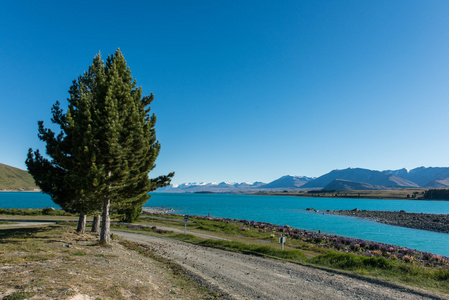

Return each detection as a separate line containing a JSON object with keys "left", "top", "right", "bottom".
{"left": 156, "top": 181, "right": 266, "bottom": 193}
{"left": 258, "top": 175, "right": 313, "bottom": 189}
{"left": 156, "top": 176, "right": 314, "bottom": 193}
{"left": 155, "top": 166, "right": 449, "bottom": 193}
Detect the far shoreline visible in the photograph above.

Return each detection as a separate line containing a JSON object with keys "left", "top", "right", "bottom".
{"left": 0, "top": 190, "right": 41, "bottom": 192}
{"left": 250, "top": 188, "right": 449, "bottom": 201}
{"left": 155, "top": 188, "right": 448, "bottom": 201}
{"left": 4, "top": 188, "right": 449, "bottom": 202}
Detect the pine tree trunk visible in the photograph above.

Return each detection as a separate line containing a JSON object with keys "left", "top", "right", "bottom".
{"left": 100, "top": 198, "right": 111, "bottom": 246}
{"left": 76, "top": 212, "right": 86, "bottom": 234}
{"left": 91, "top": 215, "right": 100, "bottom": 233}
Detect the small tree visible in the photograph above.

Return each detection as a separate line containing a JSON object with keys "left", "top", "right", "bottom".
{"left": 90, "top": 50, "right": 174, "bottom": 245}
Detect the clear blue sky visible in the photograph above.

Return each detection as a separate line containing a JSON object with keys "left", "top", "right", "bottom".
{"left": 1, "top": 1, "right": 449, "bottom": 185}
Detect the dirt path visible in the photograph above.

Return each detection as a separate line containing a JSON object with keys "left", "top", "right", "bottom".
{"left": 114, "top": 231, "right": 446, "bottom": 300}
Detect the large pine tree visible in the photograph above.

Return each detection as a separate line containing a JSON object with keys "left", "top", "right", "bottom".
{"left": 27, "top": 49, "right": 174, "bottom": 244}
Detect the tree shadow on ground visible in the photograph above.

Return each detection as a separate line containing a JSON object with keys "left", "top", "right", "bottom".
{"left": 0, "top": 225, "right": 55, "bottom": 244}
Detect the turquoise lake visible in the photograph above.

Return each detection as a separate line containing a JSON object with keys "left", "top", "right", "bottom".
{"left": 2, "top": 192, "right": 449, "bottom": 257}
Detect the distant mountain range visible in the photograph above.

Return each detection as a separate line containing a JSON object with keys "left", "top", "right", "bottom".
{"left": 158, "top": 167, "right": 449, "bottom": 193}
{"left": 2, "top": 162, "right": 449, "bottom": 193}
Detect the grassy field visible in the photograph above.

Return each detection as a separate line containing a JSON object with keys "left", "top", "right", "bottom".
{"left": 0, "top": 223, "right": 219, "bottom": 299}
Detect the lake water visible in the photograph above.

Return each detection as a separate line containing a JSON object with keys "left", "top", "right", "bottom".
{"left": 2, "top": 191, "right": 449, "bottom": 257}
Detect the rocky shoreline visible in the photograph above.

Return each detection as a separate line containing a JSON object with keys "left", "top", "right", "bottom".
{"left": 328, "top": 209, "right": 449, "bottom": 234}
{"left": 141, "top": 207, "right": 175, "bottom": 214}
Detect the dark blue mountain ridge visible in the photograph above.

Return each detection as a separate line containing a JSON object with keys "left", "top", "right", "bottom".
{"left": 259, "top": 175, "right": 313, "bottom": 189}
{"left": 423, "top": 178, "right": 449, "bottom": 189}
{"left": 301, "top": 168, "right": 419, "bottom": 189}
{"left": 385, "top": 167, "right": 449, "bottom": 187}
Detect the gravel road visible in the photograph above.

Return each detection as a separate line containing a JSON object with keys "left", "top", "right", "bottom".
{"left": 114, "top": 231, "right": 446, "bottom": 300}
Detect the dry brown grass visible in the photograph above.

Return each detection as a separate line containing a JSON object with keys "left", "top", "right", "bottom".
{"left": 0, "top": 224, "right": 219, "bottom": 299}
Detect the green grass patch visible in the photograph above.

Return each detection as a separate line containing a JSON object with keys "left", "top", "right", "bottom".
{"left": 291, "top": 248, "right": 449, "bottom": 293}
{"left": 0, "top": 208, "right": 72, "bottom": 216}
{"left": 201, "top": 238, "right": 307, "bottom": 261}
{"left": 311, "top": 252, "right": 395, "bottom": 271}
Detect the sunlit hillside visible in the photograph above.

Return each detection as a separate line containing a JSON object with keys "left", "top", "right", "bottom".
{"left": 0, "top": 163, "right": 38, "bottom": 191}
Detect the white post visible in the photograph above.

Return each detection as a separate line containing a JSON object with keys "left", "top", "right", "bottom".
{"left": 279, "top": 236, "right": 286, "bottom": 251}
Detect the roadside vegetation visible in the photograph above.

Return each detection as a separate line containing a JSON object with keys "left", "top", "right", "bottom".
{"left": 0, "top": 207, "right": 72, "bottom": 216}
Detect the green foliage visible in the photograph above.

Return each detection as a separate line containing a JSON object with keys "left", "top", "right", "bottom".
{"left": 117, "top": 206, "right": 142, "bottom": 223}
{"left": 423, "top": 189, "right": 449, "bottom": 200}
{"left": 0, "top": 208, "right": 71, "bottom": 216}
{"left": 188, "top": 217, "right": 271, "bottom": 239}
{"left": 193, "top": 218, "right": 242, "bottom": 234}
{"left": 433, "top": 268, "right": 449, "bottom": 281}
{"left": 311, "top": 252, "right": 449, "bottom": 286}
{"left": 199, "top": 239, "right": 307, "bottom": 261}
{"left": 311, "top": 253, "right": 394, "bottom": 271}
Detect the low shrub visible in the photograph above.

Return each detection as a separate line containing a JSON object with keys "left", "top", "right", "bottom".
{"left": 311, "top": 252, "right": 394, "bottom": 271}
